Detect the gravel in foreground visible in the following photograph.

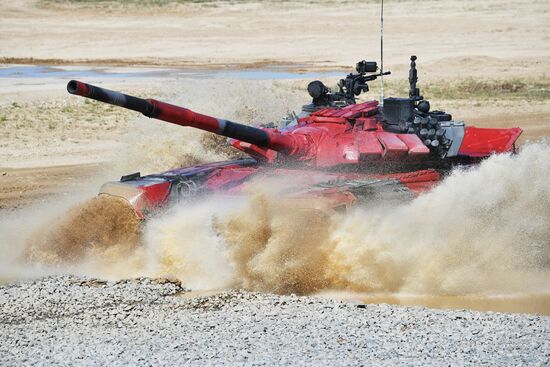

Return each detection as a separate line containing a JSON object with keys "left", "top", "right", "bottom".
{"left": 1, "top": 276, "right": 549, "bottom": 366}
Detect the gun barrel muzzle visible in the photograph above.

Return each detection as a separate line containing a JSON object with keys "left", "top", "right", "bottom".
{"left": 67, "top": 80, "right": 155, "bottom": 116}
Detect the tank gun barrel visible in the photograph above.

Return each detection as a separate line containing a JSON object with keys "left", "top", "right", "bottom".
{"left": 67, "top": 80, "right": 297, "bottom": 154}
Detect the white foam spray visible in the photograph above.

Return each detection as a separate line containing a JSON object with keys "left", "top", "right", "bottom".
{"left": 328, "top": 142, "right": 550, "bottom": 295}
{"left": 136, "top": 142, "right": 550, "bottom": 297}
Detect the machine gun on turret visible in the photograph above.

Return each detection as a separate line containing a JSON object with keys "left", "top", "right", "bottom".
{"left": 303, "top": 60, "right": 391, "bottom": 112}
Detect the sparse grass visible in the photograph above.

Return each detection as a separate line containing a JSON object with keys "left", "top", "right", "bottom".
{"left": 0, "top": 96, "right": 141, "bottom": 142}
{"left": 364, "top": 78, "right": 550, "bottom": 101}
{"left": 425, "top": 78, "right": 550, "bottom": 101}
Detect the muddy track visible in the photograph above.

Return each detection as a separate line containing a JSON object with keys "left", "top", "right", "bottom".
{"left": 0, "top": 164, "right": 105, "bottom": 210}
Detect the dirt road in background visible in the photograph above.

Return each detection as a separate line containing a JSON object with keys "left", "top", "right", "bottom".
{"left": 0, "top": 164, "right": 104, "bottom": 210}
{"left": 1, "top": 0, "right": 549, "bottom": 78}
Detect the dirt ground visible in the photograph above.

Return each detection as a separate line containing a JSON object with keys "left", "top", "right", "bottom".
{"left": 0, "top": 0, "right": 549, "bottom": 209}
{"left": 1, "top": 0, "right": 549, "bottom": 77}
{"left": 0, "top": 164, "right": 105, "bottom": 210}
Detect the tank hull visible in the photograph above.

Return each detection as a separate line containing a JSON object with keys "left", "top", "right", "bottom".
{"left": 99, "top": 158, "right": 443, "bottom": 219}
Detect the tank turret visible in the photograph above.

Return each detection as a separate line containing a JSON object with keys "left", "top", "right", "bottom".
{"left": 67, "top": 56, "right": 522, "bottom": 167}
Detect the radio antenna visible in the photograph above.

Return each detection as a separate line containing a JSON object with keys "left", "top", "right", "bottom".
{"left": 380, "top": 0, "right": 385, "bottom": 105}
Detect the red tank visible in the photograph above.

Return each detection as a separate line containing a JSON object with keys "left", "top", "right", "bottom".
{"left": 67, "top": 56, "right": 522, "bottom": 219}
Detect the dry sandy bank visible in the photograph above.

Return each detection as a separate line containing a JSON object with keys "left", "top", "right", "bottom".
{"left": 1, "top": 0, "right": 549, "bottom": 79}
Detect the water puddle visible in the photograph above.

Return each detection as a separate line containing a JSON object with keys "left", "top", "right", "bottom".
{"left": 0, "top": 65, "right": 342, "bottom": 80}
{"left": 0, "top": 66, "right": 151, "bottom": 79}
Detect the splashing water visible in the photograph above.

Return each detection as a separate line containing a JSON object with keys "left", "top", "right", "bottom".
{"left": 327, "top": 142, "right": 550, "bottom": 296}
{"left": 142, "top": 196, "right": 242, "bottom": 290}
{"left": 24, "top": 196, "right": 141, "bottom": 265}
{"left": 19, "top": 143, "right": 550, "bottom": 300}
{"left": 105, "top": 143, "right": 549, "bottom": 300}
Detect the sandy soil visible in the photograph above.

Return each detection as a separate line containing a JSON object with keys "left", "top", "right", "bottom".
{"left": 0, "top": 66, "right": 170, "bottom": 209}
{"left": 1, "top": 0, "right": 550, "bottom": 79}
{"left": 0, "top": 164, "right": 106, "bottom": 211}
